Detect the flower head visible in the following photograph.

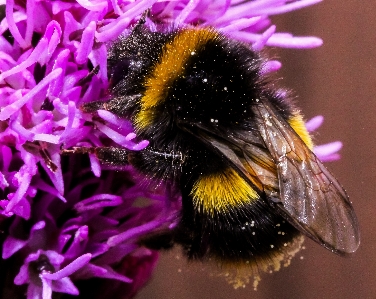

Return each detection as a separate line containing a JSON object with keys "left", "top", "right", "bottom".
{"left": 0, "top": 0, "right": 337, "bottom": 298}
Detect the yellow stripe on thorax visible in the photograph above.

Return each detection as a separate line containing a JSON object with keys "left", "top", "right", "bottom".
{"left": 135, "top": 28, "right": 219, "bottom": 130}
{"left": 191, "top": 168, "right": 259, "bottom": 216}
{"left": 288, "top": 113, "right": 314, "bottom": 150}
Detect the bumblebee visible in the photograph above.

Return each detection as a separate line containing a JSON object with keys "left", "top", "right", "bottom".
{"left": 70, "top": 19, "right": 359, "bottom": 281}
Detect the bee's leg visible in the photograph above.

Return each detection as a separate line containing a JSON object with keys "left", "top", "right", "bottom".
{"left": 76, "top": 65, "right": 100, "bottom": 86}
{"left": 80, "top": 94, "right": 141, "bottom": 117}
{"left": 61, "top": 146, "right": 130, "bottom": 166}
{"left": 79, "top": 101, "right": 107, "bottom": 113}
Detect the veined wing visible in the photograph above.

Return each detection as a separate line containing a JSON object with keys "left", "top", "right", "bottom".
{"left": 252, "top": 101, "right": 359, "bottom": 254}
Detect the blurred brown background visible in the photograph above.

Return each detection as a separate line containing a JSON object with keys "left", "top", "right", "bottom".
{"left": 137, "top": 1, "right": 376, "bottom": 298}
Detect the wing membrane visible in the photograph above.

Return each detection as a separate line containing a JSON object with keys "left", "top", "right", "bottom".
{"left": 254, "top": 101, "right": 359, "bottom": 254}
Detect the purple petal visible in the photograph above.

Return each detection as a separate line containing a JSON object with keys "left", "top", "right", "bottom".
{"left": 93, "top": 244, "right": 138, "bottom": 266}
{"left": 77, "top": 263, "right": 108, "bottom": 279}
{"left": 2, "top": 236, "right": 28, "bottom": 259}
{"left": 89, "top": 43, "right": 108, "bottom": 82}
{"left": 5, "top": 170, "right": 31, "bottom": 213}
{"left": 33, "top": 134, "right": 60, "bottom": 144}
{"left": 40, "top": 151, "right": 65, "bottom": 197}
{"left": 96, "top": 0, "right": 158, "bottom": 42}
{"left": 24, "top": 0, "right": 35, "bottom": 46}
{"left": 0, "top": 172, "right": 9, "bottom": 189}
{"left": 96, "top": 122, "right": 149, "bottom": 150}
{"left": 62, "top": 11, "right": 82, "bottom": 44}
{"left": 255, "top": 0, "right": 322, "bottom": 16}
{"left": 41, "top": 253, "right": 92, "bottom": 280}
{"left": 1, "top": 145, "right": 12, "bottom": 170}
{"left": 47, "top": 49, "right": 70, "bottom": 98}
{"left": 0, "top": 38, "right": 46, "bottom": 82}
{"left": 11, "top": 197, "right": 31, "bottom": 219}
{"left": 265, "top": 34, "right": 323, "bottom": 49}
{"left": 5, "top": 0, "right": 28, "bottom": 48}
{"left": 33, "top": 179, "right": 66, "bottom": 202}
{"left": 58, "top": 101, "right": 77, "bottom": 142}
{"left": 230, "top": 31, "right": 323, "bottom": 49}
{"left": 10, "top": 119, "right": 35, "bottom": 141}
{"left": 75, "top": 194, "right": 123, "bottom": 212}
{"left": 89, "top": 154, "right": 102, "bottom": 177}
{"left": 97, "top": 110, "right": 133, "bottom": 130}
{"left": 305, "top": 115, "right": 324, "bottom": 132}
{"left": 41, "top": 277, "right": 52, "bottom": 299}
{"left": 215, "top": 0, "right": 322, "bottom": 24}
{"left": 314, "top": 141, "right": 343, "bottom": 162}
{"left": 0, "top": 68, "right": 62, "bottom": 120}
{"left": 42, "top": 21, "right": 62, "bottom": 65}
{"left": 76, "top": 21, "right": 96, "bottom": 64}
{"left": 44, "top": 250, "right": 65, "bottom": 266}
{"left": 27, "top": 284, "right": 43, "bottom": 299}
{"left": 261, "top": 60, "right": 282, "bottom": 74}
{"left": 51, "top": 277, "right": 79, "bottom": 295}
{"left": 14, "top": 264, "right": 30, "bottom": 285}
{"left": 220, "top": 17, "right": 262, "bottom": 34}
{"left": 107, "top": 220, "right": 166, "bottom": 247}
{"left": 175, "top": 0, "right": 201, "bottom": 24}
{"left": 94, "top": 265, "right": 132, "bottom": 283}
{"left": 63, "top": 226, "right": 89, "bottom": 259}
{"left": 76, "top": 0, "right": 107, "bottom": 11}
{"left": 252, "top": 25, "right": 276, "bottom": 51}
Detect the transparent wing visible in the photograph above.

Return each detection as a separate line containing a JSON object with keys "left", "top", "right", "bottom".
{"left": 184, "top": 102, "right": 359, "bottom": 254}
{"left": 252, "top": 101, "right": 360, "bottom": 254}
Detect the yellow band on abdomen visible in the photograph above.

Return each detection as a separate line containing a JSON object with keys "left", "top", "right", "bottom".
{"left": 191, "top": 168, "right": 259, "bottom": 215}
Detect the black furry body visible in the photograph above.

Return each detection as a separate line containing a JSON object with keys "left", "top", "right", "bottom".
{"left": 82, "top": 23, "right": 359, "bottom": 266}
{"left": 96, "top": 25, "right": 300, "bottom": 263}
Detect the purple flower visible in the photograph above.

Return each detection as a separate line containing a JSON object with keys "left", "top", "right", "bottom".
{"left": 0, "top": 0, "right": 340, "bottom": 298}
{"left": 1, "top": 155, "right": 178, "bottom": 298}
{"left": 14, "top": 250, "right": 91, "bottom": 297}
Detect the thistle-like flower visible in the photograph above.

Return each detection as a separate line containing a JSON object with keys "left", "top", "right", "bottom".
{"left": 0, "top": 0, "right": 339, "bottom": 298}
